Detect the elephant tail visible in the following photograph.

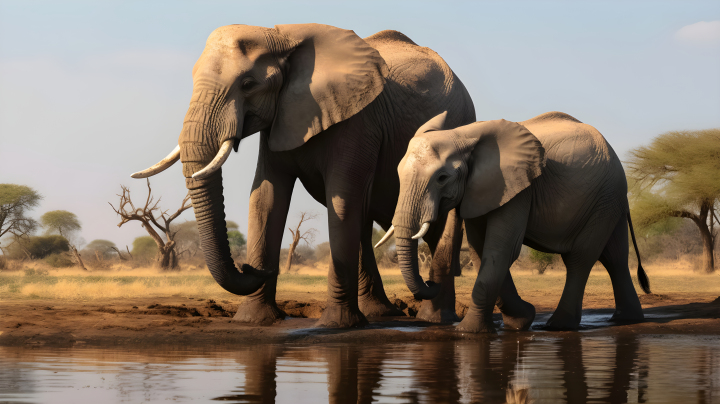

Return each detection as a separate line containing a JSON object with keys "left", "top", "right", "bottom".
{"left": 627, "top": 212, "right": 651, "bottom": 294}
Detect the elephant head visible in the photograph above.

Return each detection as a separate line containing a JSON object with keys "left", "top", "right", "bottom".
{"left": 131, "top": 24, "right": 387, "bottom": 295}
{"left": 390, "top": 112, "right": 545, "bottom": 300}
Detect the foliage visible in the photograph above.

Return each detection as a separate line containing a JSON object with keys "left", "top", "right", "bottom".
{"left": 228, "top": 230, "right": 246, "bottom": 248}
{"left": 82, "top": 239, "right": 118, "bottom": 260}
{"left": 528, "top": 248, "right": 556, "bottom": 274}
{"left": 626, "top": 128, "right": 720, "bottom": 273}
{"left": 6, "top": 235, "right": 69, "bottom": 259}
{"left": 132, "top": 236, "right": 158, "bottom": 261}
{"left": 44, "top": 253, "right": 75, "bottom": 268}
{"left": 314, "top": 242, "right": 331, "bottom": 263}
{"left": 0, "top": 184, "right": 42, "bottom": 251}
{"left": 40, "top": 210, "right": 81, "bottom": 238}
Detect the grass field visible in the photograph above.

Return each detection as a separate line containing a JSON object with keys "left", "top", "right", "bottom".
{"left": 1, "top": 258, "right": 719, "bottom": 303}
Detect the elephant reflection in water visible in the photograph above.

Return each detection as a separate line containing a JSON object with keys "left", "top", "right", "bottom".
{"left": 212, "top": 335, "right": 645, "bottom": 404}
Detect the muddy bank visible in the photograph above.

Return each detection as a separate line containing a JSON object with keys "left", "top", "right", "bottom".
{"left": 1, "top": 294, "right": 719, "bottom": 348}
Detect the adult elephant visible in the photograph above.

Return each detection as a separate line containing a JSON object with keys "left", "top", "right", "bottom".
{"left": 132, "top": 24, "right": 476, "bottom": 327}
{"left": 389, "top": 111, "right": 651, "bottom": 332}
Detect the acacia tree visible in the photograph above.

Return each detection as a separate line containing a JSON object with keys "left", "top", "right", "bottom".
{"left": 627, "top": 128, "right": 720, "bottom": 273}
{"left": 0, "top": 184, "right": 41, "bottom": 255}
{"left": 109, "top": 179, "right": 191, "bottom": 270}
{"left": 284, "top": 211, "right": 317, "bottom": 274}
{"left": 40, "top": 210, "right": 87, "bottom": 270}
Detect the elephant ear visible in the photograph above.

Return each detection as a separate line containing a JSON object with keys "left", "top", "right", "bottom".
{"left": 457, "top": 120, "right": 545, "bottom": 219}
{"left": 268, "top": 24, "right": 388, "bottom": 151}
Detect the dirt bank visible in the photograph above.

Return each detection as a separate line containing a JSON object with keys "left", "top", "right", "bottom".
{"left": 2, "top": 292, "right": 718, "bottom": 348}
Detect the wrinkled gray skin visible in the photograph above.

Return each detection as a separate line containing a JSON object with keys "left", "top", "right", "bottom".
{"left": 394, "top": 111, "right": 650, "bottom": 332}
{"left": 138, "top": 24, "right": 478, "bottom": 328}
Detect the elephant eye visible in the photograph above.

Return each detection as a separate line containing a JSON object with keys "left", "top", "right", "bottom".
{"left": 437, "top": 173, "right": 449, "bottom": 183}
{"left": 241, "top": 78, "right": 259, "bottom": 93}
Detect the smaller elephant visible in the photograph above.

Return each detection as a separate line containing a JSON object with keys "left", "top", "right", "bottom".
{"left": 390, "top": 111, "right": 650, "bottom": 332}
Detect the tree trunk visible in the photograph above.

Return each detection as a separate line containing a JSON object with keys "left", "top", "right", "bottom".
{"left": 69, "top": 245, "right": 87, "bottom": 271}
{"left": 284, "top": 238, "right": 299, "bottom": 274}
{"left": 699, "top": 226, "right": 715, "bottom": 273}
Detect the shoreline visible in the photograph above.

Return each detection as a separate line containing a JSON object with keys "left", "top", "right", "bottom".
{"left": 2, "top": 294, "right": 719, "bottom": 348}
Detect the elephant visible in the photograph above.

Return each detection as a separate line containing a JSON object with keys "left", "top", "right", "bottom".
{"left": 131, "top": 23, "right": 477, "bottom": 328}
{"left": 388, "top": 110, "right": 651, "bottom": 331}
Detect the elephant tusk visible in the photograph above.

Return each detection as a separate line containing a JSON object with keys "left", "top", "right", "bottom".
{"left": 191, "top": 140, "right": 234, "bottom": 180}
{"left": 411, "top": 222, "right": 430, "bottom": 240}
{"left": 374, "top": 225, "right": 395, "bottom": 248}
{"left": 130, "top": 145, "right": 181, "bottom": 179}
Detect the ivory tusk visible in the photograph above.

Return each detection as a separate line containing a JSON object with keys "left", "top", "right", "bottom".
{"left": 130, "top": 145, "right": 181, "bottom": 178}
{"left": 191, "top": 139, "right": 234, "bottom": 180}
{"left": 411, "top": 222, "right": 430, "bottom": 240}
{"left": 374, "top": 225, "right": 395, "bottom": 248}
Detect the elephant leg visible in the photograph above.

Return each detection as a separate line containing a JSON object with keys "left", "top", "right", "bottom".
{"left": 496, "top": 271, "right": 536, "bottom": 330}
{"left": 546, "top": 228, "right": 615, "bottom": 330}
{"left": 317, "top": 162, "right": 375, "bottom": 328}
{"left": 464, "top": 216, "right": 535, "bottom": 330}
{"left": 457, "top": 190, "right": 531, "bottom": 333}
{"left": 599, "top": 217, "right": 644, "bottom": 322}
{"left": 234, "top": 143, "right": 295, "bottom": 325}
{"left": 416, "top": 208, "right": 461, "bottom": 323}
{"left": 358, "top": 221, "right": 404, "bottom": 317}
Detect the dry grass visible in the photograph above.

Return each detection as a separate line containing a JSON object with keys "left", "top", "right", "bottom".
{"left": 1, "top": 259, "right": 718, "bottom": 302}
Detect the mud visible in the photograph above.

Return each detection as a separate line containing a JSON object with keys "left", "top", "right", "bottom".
{"left": 1, "top": 293, "right": 718, "bottom": 348}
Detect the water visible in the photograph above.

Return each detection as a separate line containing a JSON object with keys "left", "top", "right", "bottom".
{"left": 1, "top": 334, "right": 718, "bottom": 404}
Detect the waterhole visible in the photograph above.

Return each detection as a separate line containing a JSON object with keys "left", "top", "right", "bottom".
{"left": 1, "top": 334, "right": 718, "bottom": 403}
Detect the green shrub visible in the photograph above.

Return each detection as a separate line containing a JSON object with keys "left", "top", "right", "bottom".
{"left": 132, "top": 236, "right": 158, "bottom": 261}
{"left": 24, "top": 268, "right": 49, "bottom": 277}
{"left": 44, "top": 253, "right": 74, "bottom": 268}
{"left": 529, "top": 248, "right": 556, "bottom": 274}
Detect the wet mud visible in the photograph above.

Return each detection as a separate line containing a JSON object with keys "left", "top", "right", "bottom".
{"left": 1, "top": 293, "right": 719, "bottom": 348}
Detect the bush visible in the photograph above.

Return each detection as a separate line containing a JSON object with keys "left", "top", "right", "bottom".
{"left": 132, "top": 236, "right": 158, "bottom": 262}
{"left": 6, "top": 235, "right": 69, "bottom": 259}
{"left": 315, "top": 242, "right": 331, "bottom": 263}
{"left": 529, "top": 248, "right": 556, "bottom": 274}
{"left": 44, "top": 253, "right": 75, "bottom": 268}
{"left": 24, "top": 268, "right": 49, "bottom": 277}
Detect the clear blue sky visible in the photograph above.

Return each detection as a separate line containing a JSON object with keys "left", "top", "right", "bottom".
{"left": 1, "top": 1, "right": 718, "bottom": 249}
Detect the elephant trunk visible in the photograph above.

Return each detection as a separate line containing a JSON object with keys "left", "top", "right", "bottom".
{"left": 395, "top": 236, "right": 440, "bottom": 300}
{"left": 186, "top": 171, "right": 270, "bottom": 295}
{"left": 180, "top": 94, "right": 271, "bottom": 296}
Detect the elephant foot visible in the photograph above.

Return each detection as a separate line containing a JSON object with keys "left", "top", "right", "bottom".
{"left": 359, "top": 294, "right": 405, "bottom": 318}
{"left": 609, "top": 309, "right": 644, "bottom": 323}
{"left": 316, "top": 303, "right": 368, "bottom": 328}
{"left": 416, "top": 300, "right": 459, "bottom": 324}
{"left": 233, "top": 298, "right": 286, "bottom": 326}
{"left": 545, "top": 307, "right": 581, "bottom": 331}
{"left": 455, "top": 309, "right": 496, "bottom": 333}
{"left": 501, "top": 300, "right": 536, "bottom": 331}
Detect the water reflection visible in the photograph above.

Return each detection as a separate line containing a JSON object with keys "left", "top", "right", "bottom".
{"left": 1, "top": 334, "right": 718, "bottom": 403}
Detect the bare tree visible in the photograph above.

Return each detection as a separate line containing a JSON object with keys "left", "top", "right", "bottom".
{"left": 109, "top": 179, "right": 191, "bottom": 270}
{"left": 284, "top": 211, "right": 318, "bottom": 274}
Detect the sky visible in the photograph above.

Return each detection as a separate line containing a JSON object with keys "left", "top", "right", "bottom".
{"left": 0, "top": 1, "right": 719, "bottom": 250}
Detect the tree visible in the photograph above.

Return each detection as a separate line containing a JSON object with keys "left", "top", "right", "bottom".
{"left": 40, "top": 210, "right": 86, "bottom": 270}
{"left": 627, "top": 128, "right": 720, "bottom": 273}
{"left": 82, "top": 239, "right": 117, "bottom": 261}
{"left": 109, "top": 179, "right": 191, "bottom": 269}
{"left": 5, "top": 235, "right": 69, "bottom": 259}
{"left": 529, "top": 248, "right": 556, "bottom": 274}
{"left": 228, "top": 228, "right": 247, "bottom": 261}
{"left": 0, "top": 184, "right": 41, "bottom": 254}
{"left": 284, "top": 211, "right": 317, "bottom": 273}
{"left": 132, "top": 236, "right": 158, "bottom": 261}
